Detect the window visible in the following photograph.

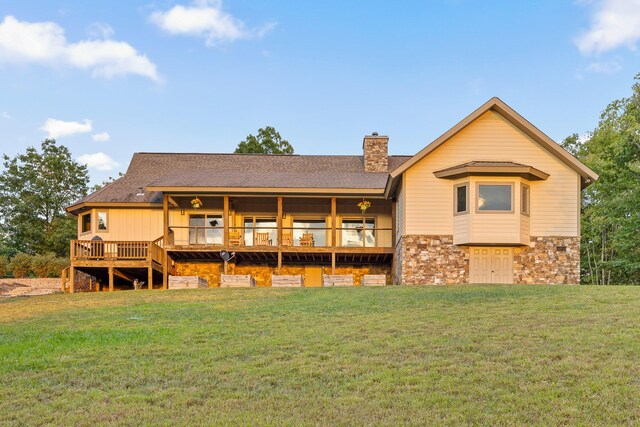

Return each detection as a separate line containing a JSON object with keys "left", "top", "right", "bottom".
{"left": 80, "top": 212, "right": 91, "bottom": 233}
{"left": 341, "top": 218, "right": 375, "bottom": 247}
{"left": 244, "top": 217, "right": 276, "bottom": 246}
{"left": 97, "top": 211, "right": 108, "bottom": 231}
{"left": 189, "top": 214, "right": 223, "bottom": 245}
{"left": 477, "top": 184, "right": 513, "bottom": 212}
{"left": 293, "top": 219, "right": 327, "bottom": 246}
{"left": 454, "top": 183, "right": 468, "bottom": 214}
{"left": 521, "top": 184, "right": 530, "bottom": 215}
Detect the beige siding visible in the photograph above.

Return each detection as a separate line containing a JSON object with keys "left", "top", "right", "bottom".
{"left": 405, "top": 110, "right": 580, "bottom": 238}
{"left": 453, "top": 214, "right": 469, "bottom": 244}
{"left": 520, "top": 214, "right": 530, "bottom": 245}
{"left": 395, "top": 181, "right": 405, "bottom": 245}
{"left": 78, "top": 208, "right": 163, "bottom": 241}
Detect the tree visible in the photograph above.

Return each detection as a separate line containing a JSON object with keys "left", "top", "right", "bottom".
{"left": 0, "top": 139, "right": 90, "bottom": 257}
{"left": 234, "top": 126, "right": 294, "bottom": 154}
{"left": 91, "top": 172, "right": 124, "bottom": 192}
{"left": 564, "top": 75, "right": 640, "bottom": 284}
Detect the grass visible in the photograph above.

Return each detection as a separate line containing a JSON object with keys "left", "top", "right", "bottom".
{"left": 1, "top": 285, "right": 639, "bottom": 425}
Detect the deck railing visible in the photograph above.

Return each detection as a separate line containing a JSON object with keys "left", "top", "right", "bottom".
{"left": 167, "top": 226, "right": 393, "bottom": 248}
{"left": 71, "top": 239, "right": 165, "bottom": 263}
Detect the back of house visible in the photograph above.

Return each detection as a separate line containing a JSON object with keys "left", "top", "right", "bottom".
{"left": 65, "top": 97, "right": 597, "bottom": 290}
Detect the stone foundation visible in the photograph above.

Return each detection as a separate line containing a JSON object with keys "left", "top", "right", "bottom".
{"left": 173, "top": 261, "right": 391, "bottom": 287}
{"left": 397, "top": 235, "right": 469, "bottom": 285}
{"left": 513, "top": 236, "right": 580, "bottom": 284}
{"left": 395, "top": 235, "right": 580, "bottom": 285}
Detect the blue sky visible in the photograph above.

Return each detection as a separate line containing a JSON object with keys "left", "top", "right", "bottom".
{"left": 1, "top": 0, "right": 639, "bottom": 184}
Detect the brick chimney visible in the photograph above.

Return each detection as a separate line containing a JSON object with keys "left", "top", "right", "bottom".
{"left": 363, "top": 132, "right": 389, "bottom": 172}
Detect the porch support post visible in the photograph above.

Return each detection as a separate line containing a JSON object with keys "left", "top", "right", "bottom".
{"left": 69, "top": 266, "right": 75, "bottom": 294}
{"left": 148, "top": 267, "right": 153, "bottom": 290}
{"left": 223, "top": 195, "right": 229, "bottom": 246}
{"left": 108, "top": 266, "right": 114, "bottom": 292}
{"left": 331, "top": 197, "right": 337, "bottom": 274}
{"left": 331, "top": 197, "right": 337, "bottom": 246}
{"left": 277, "top": 196, "right": 283, "bottom": 246}
{"left": 277, "top": 196, "right": 283, "bottom": 275}
{"left": 163, "top": 194, "right": 169, "bottom": 247}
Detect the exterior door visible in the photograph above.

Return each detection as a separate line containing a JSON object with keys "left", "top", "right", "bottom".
{"left": 304, "top": 267, "right": 323, "bottom": 287}
{"left": 470, "top": 247, "right": 513, "bottom": 284}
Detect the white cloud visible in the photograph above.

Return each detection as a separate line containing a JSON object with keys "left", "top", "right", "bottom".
{"left": 0, "top": 16, "right": 160, "bottom": 82}
{"left": 77, "top": 152, "right": 119, "bottom": 171}
{"left": 576, "top": 0, "right": 640, "bottom": 54}
{"left": 1, "top": 111, "right": 10, "bottom": 120}
{"left": 149, "top": 0, "right": 275, "bottom": 46}
{"left": 586, "top": 58, "right": 622, "bottom": 74}
{"left": 92, "top": 132, "right": 110, "bottom": 142}
{"left": 86, "top": 22, "right": 114, "bottom": 39}
{"left": 41, "top": 118, "right": 92, "bottom": 138}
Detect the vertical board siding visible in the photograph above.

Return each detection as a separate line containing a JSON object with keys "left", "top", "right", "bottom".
{"left": 405, "top": 111, "right": 579, "bottom": 237}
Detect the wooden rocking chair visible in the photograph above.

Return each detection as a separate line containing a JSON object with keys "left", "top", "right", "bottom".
{"left": 299, "top": 233, "right": 315, "bottom": 247}
{"left": 255, "top": 232, "right": 273, "bottom": 246}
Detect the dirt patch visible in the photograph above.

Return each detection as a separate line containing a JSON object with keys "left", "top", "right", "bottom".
{"left": 0, "top": 278, "right": 60, "bottom": 298}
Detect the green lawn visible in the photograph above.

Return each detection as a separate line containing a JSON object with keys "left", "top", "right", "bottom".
{"left": 1, "top": 285, "right": 639, "bottom": 425}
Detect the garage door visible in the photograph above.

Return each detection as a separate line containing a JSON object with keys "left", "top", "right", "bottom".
{"left": 470, "top": 247, "right": 513, "bottom": 284}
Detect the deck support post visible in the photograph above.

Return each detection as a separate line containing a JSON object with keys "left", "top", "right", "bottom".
{"left": 162, "top": 254, "right": 169, "bottom": 290}
{"left": 108, "top": 266, "right": 114, "bottom": 292}
{"left": 148, "top": 267, "right": 153, "bottom": 290}
{"left": 61, "top": 268, "right": 67, "bottom": 292}
{"left": 331, "top": 197, "right": 337, "bottom": 274}
{"left": 331, "top": 252, "right": 336, "bottom": 275}
{"left": 223, "top": 195, "right": 229, "bottom": 246}
{"left": 69, "top": 266, "right": 75, "bottom": 294}
{"left": 277, "top": 251, "right": 282, "bottom": 275}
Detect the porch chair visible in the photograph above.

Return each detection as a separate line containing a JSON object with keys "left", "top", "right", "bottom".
{"left": 255, "top": 232, "right": 273, "bottom": 246}
{"left": 228, "top": 230, "right": 243, "bottom": 246}
{"left": 299, "top": 233, "right": 315, "bottom": 247}
{"left": 281, "top": 232, "right": 293, "bottom": 246}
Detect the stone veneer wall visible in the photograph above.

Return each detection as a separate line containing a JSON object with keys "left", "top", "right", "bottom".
{"left": 173, "top": 261, "right": 391, "bottom": 287}
{"left": 363, "top": 135, "right": 388, "bottom": 172}
{"left": 397, "top": 235, "right": 469, "bottom": 285}
{"left": 513, "top": 236, "right": 580, "bottom": 284}
{"left": 396, "top": 235, "right": 580, "bottom": 285}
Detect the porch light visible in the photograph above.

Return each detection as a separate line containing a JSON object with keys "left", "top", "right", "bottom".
{"left": 191, "top": 197, "right": 203, "bottom": 209}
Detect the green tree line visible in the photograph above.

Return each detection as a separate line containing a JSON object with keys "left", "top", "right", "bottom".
{"left": 562, "top": 74, "right": 640, "bottom": 284}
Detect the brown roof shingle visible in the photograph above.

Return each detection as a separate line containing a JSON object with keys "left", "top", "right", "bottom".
{"left": 69, "top": 153, "right": 411, "bottom": 210}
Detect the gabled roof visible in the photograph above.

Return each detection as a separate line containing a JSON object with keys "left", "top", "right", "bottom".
{"left": 67, "top": 153, "right": 412, "bottom": 214}
{"left": 384, "top": 97, "right": 599, "bottom": 197}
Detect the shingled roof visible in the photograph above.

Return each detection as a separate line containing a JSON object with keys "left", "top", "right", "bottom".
{"left": 68, "top": 152, "right": 411, "bottom": 212}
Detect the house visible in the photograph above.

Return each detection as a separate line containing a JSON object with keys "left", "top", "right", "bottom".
{"left": 64, "top": 97, "right": 598, "bottom": 291}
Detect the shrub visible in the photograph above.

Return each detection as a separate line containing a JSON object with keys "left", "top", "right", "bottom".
{"left": 31, "top": 253, "right": 68, "bottom": 278}
{"left": 10, "top": 253, "right": 32, "bottom": 278}
{"left": 0, "top": 255, "right": 9, "bottom": 277}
